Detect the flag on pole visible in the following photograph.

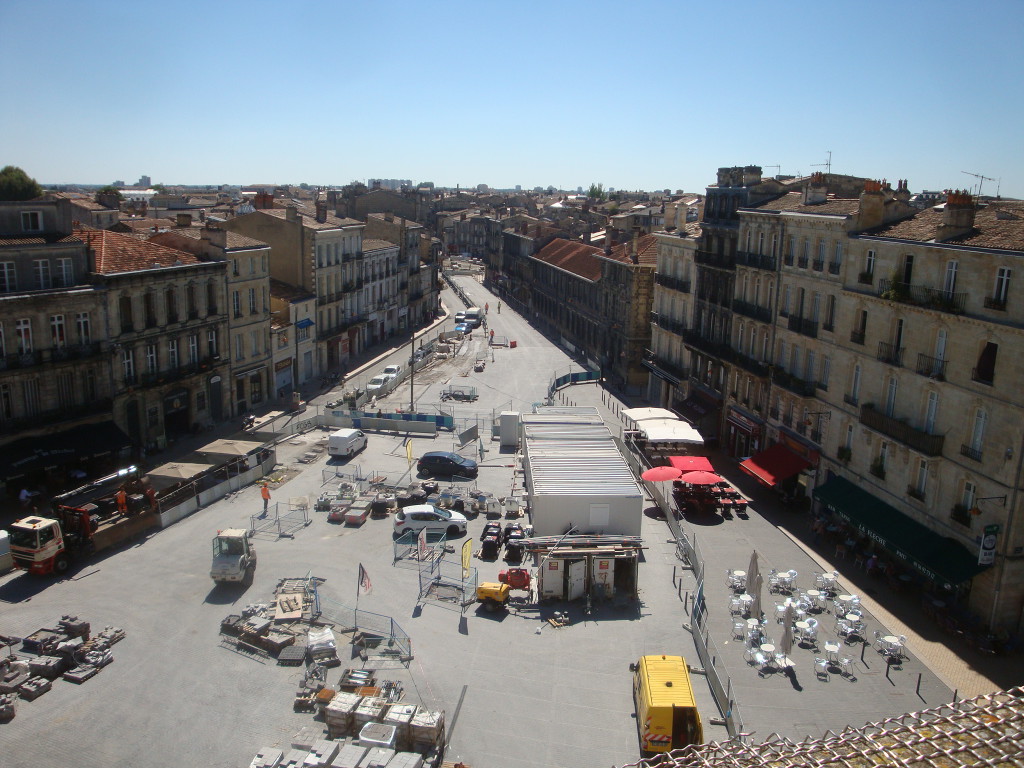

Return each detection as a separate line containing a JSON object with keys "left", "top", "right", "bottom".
{"left": 406, "top": 438, "right": 413, "bottom": 464}
{"left": 357, "top": 563, "right": 372, "bottom": 596}
{"left": 462, "top": 539, "right": 472, "bottom": 580}
{"left": 417, "top": 527, "right": 428, "bottom": 561}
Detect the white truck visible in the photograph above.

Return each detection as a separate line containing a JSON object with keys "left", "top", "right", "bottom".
{"left": 210, "top": 529, "right": 257, "bottom": 586}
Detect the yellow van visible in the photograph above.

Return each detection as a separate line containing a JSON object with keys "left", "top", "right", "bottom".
{"left": 632, "top": 654, "right": 703, "bottom": 755}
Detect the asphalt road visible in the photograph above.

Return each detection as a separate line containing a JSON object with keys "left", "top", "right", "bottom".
{"left": 0, "top": 278, "right": 718, "bottom": 768}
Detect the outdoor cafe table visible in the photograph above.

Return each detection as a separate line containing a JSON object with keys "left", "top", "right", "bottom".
{"left": 824, "top": 641, "right": 841, "bottom": 662}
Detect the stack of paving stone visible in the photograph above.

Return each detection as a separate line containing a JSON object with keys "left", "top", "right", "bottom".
{"left": 248, "top": 747, "right": 283, "bottom": 768}
{"left": 383, "top": 703, "right": 417, "bottom": 750}
{"left": 329, "top": 742, "right": 367, "bottom": 768}
{"left": 302, "top": 738, "right": 339, "bottom": 767}
{"left": 353, "top": 695, "right": 387, "bottom": 732}
{"left": 324, "top": 691, "right": 362, "bottom": 739}
{"left": 410, "top": 708, "right": 445, "bottom": 754}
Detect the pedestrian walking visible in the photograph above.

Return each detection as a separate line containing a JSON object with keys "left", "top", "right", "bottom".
{"left": 115, "top": 486, "right": 128, "bottom": 516}
{"left": 497, "top": 302, "right": 501, "bottom": 314}
{"left": 260, "top": 483, "right": 271, "bottom": 517}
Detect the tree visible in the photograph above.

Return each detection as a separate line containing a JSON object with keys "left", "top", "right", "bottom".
{"left": 152, "top": 184, "right": 166, "bottom": 193}
{"left": 0, "top": 165, "right": 43, "bottom": 201}
{"left": 587, "top": 182, "right": 606, "bottom": 200}
{"left": 98, "top": 185, "right": 123, "bottom": 200}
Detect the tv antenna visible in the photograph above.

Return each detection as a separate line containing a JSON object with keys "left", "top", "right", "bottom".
{"left": 962, "top": 171, "right": 995, "bottom": 198}
{"left": 765, "top": 165, "right": 780, "bottom": 178}
{"left": 811, "top": 151, "right": 832, "bottom": 175}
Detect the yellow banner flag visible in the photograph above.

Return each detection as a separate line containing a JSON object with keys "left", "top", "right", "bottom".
{"left": 406, "top": 438, "right": 413, "bottom": 464}
{"left": 462, "top": 539, "right": 472, "bottom": 580}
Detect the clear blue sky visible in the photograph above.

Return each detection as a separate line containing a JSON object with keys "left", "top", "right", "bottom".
{"left": 3, "top": 0, "right": 1022, "bottom": 198}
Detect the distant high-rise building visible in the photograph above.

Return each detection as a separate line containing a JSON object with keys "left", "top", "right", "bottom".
{"left": 138, "top": 175, "right": 151, "bottom": 187}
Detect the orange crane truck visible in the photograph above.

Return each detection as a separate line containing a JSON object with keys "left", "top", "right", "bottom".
{"left": 9, "top": 466, "right": 158, "bottom": 576}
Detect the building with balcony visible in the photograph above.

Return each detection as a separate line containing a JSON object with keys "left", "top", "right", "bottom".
{"left": 78, "top": 227, "right": 230, "bottom": 452}
{"left": 0, "top": 200, "right": 133, "bottom": 497}
{"left": 269, "top": 279, "right": 316, "bottom": 397}
{"left": 218, "top": 201, "right": 365, "bottom": 373}
{"left": 363, "top": 212, "right": 440, "bottom": 332}
{"left": 150, "top": 225, "right": 272, "bottom": 416}
{"left": 530, "top": 233, "right": 657, "bottom": 387}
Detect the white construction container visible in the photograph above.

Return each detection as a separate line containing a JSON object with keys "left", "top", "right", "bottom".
{"left": 250, "top": 747, "right": 284, "bottom": 768}
{"left": 353, "top": 696, "right": 387, "bottom": 730}
{"left": 330, "top": 743, "right": 367, "bottom": 768}
{"left": 358, "top": 747, "right": 394, "bottom": 768}
{"left": 499, "top": 411, "right": 520, "bottom": 447}
{"left": 358, "top": 721, "right": 397, "bottom": 750}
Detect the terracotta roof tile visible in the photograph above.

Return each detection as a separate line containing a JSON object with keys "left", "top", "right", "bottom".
{"left": 0, "top": 234, "right": 80, "bottom": 246}
{"left": 750, "top": 191, "right": 860, "bottom": 216}
{"left": 534, "top": 239, "right": 603, "bottom": 281}
{"left": 269, "top": 278, "right": 315, "bottom": 303}
{"left": 362, "top": 238, "right": 398, "bottom": 252}
{"left": 157, "top": 227, "right": 268, "bottom": 250}
{"left": 72, "top": 227, "right": 201, "bottom": 274}
{"left": 866, "top": 202, "right": 1024, "bottom": 250}
{"left": 259, "top": 207, "right": 362, "bottom": 230}
{"left": 601, "top": 233, "right": 659, "bottom": 265}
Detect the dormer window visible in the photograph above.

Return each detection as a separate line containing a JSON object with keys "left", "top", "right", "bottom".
{"left": 21, "top": 211, "right": 42, "bottom": 232}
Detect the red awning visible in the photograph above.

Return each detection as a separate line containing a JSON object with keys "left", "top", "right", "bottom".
{"left": 667, "top": 455, "right": 714, "bottom": 472}
{"left": 739, "top": 444, "right": 811, "bottom": 487}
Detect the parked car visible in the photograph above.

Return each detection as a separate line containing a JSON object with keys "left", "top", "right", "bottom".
{"left": 454, "top": 311, "right": 467, "bottom": 324}
{"left": 417, "top": 451, "right": 479, "bottom": 478}
{"left": 382, "top": 364, "right": 403, "bottom": 378}
{"left": 366, "top": 373, "right": 396, "bottom": 395}
{"left": 394, "top": 504, "right": 468, "bottom": 536}
{"left": 454, "top": 322, "right": 473, "bottom": 335}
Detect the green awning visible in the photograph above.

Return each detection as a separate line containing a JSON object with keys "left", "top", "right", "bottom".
{"left": 813, "top": 475, "right": 987, "bottom": 586}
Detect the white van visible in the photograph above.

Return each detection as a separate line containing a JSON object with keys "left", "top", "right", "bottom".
{"left": 328, "top": 428, "right": 368, "bottom": 458}
{"left": 465, "top": 307, "right": 483, "bottom": 327}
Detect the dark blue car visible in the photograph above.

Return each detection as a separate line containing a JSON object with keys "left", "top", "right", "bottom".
{"left": 417, "top": 451, "right": 479, "bottom": 478}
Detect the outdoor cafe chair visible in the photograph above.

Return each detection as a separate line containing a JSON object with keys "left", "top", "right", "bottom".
{"left": 814, "top": 657, "right": 830, "bottom": 681}
{"left": 732, "top": 621, "right": 746, "bottom": 640}
{"left": 838, "top": 657, "right": 856, "bottom": 678}
{"left": 730, "top": 595, "right": 744, "bottom": 615}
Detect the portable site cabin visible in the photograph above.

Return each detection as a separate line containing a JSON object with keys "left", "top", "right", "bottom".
{"left": 521, "top": 407, "right": 644, "bottom": 537}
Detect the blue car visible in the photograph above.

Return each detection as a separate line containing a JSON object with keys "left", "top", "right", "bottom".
{"left": 454, "top": 322, "right": 473, "bottom": 335}
{"left": 417, "top": 451, "right": 479, "bottom": 478}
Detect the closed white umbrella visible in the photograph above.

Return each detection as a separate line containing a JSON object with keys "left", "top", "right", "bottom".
{"left": 747, "top": 550, "right": 760, "bottom": 595}
{"left": 750, "top": 572, "right": 764, "bottom": 621}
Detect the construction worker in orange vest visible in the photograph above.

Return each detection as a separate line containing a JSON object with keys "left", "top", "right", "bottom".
{"left": 260, "top": 483, "right": 271, "bottom": 517}
{"left": 115, "top": 487, "right": 128, "bottom": 515}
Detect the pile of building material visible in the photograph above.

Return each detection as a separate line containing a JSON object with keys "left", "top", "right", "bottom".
{"left": 0, "top": 616, "right": 125, "bottom": 719}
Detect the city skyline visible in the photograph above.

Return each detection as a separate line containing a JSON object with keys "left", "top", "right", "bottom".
{"left": 2, "top": 0, "right": 1022, "bottom": 198}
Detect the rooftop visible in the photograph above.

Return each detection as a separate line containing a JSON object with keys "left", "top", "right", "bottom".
{"left": 748, "top": 191, "right": 862, "bottom": 217}
{"left": 623, "top": 687, "right": 1024, "bottom": 768}
{"left": 259, "top": 206, "right": 362, "bottom": 231}
{"left": 158, "top": 227, "right": 268, "bottom": 250}
{"left": 533, "top": 239, "right": 604, "bottom": 282}
{"left": 866, "top": 201, "right": 1024, "bottom": 250}
{"left": 72, "top": 226, "right": 201, "bottom": 274}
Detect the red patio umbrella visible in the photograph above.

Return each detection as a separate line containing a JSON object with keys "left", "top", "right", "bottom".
{"left": 667, "top": 455, "right": 714, "bottom": 472}
{"left": 641, "top": 465, "right": 684, "bottom": 482}
{"left": 679, "top": 470, "right": 724, "bottom": 485}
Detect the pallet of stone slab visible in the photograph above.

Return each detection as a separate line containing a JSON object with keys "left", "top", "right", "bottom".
{"left": 325, "top": 691, "right": 363, "bottom": 737}
{"left": 28, "top": 655, "right": 69, "bottom": 679}
{"left": 276, "top": 642, "right": 307, "bottom": 666}
{"left": 18, "top": 676, "right": 51, "bottom": 701}
{"left": 249, "top": 746, "right": 284, "bottom": 768}
{"left": 304, "top": 738, "right": 339, "bottom": 767}
{"left": 21, "top": 627, "right": 63, "bottom": 655}
{"left": 62, "top": 664, "right": 100, "bottom": 683}
{"left": 95, "top": 625, "right": 126, "bottom": 645}
{"left": 0, "top": 664, "right": 30, "bottom": 694}
{"left": 0, "top": 692, "right": 15, "bottom": 721}
{"left": 56, "top": 614, "right": 91, "bottom": 639}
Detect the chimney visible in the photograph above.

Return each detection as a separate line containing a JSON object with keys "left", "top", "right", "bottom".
{"left": 937, "top": 189, "right": 977, "bottom": 241}
{"left": 315, "top": 201, "right": 327, "bottom": 223}
{"left": 857, "top": 179, "right": 886, "bottom": 229}
{"left": 286, "top": 205, "right": 298, "bottom": 222}
{"left": 200, "top": 225, "right": 227, "bottom": 250}
{"left": 385, "top": 211, "right": 394, "bottom": 223}
{"left": 803, "top": 172, "right": 828, "bottom": 205}
{"left": 894, "top": 179, "right": 911, "bottom": 204}
{"left": 742, "top": 165, "right": 763, "bottom": 186}
{"left": 176, "top": 213, "right": 193, "bottom": 228}
{"left": 631, "top": 230, "right": 640, "bottom": 264}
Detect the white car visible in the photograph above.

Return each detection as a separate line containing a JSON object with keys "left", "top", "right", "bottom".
{"left": 382, "top": 364, "right": 403, "bottom": 378}
{"left": 365, "top": 373, "right": 396, "bottom": 395}
{"left": 393, "top": 504, "right": 467, "bottom": 536}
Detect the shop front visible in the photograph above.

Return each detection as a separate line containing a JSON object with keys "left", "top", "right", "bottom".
{"left": 675, "top": 388, "right": 722, "bottom": 446}
{"left": 274, "top": 357, "right": 293, "bottom": 399}
{"left": 725, "top": 406, "right": 762, "bottom": 459}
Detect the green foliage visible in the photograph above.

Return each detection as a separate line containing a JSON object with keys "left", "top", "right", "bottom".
{"left": 152, "top": 184, "right": 166, "bottom": 193}
{"left": 0, "top": 165, "right": 43, "bottom": 201}
{"left": 98, "top": 185, "right": 123, "bottom": 199}
{"left": 587, "top": 182, "right": 606, "bottom": 200}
